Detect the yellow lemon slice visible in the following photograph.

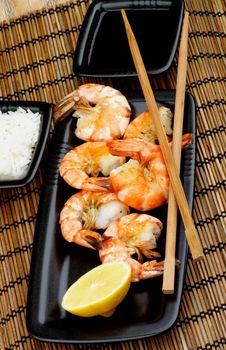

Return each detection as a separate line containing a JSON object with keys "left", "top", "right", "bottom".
{"left": 61, "top": 262, "right": 132, "bottom": 317}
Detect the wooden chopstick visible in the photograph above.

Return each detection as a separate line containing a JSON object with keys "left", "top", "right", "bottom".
{"left": 162, "top": 12, "right": 190, "bottom": 294}
{"left": 121, "top": 9, "right": 203, "bottom": 261}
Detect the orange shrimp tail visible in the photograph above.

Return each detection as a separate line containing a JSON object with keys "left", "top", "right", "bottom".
{"left": 108, "top": 134, "right": 193, "bottom": 159}
{"left": 53, "top": 90, "right": 79, "bottom": 124}
{"left": 140, "top": 248, "right": 161, "bottom": 259}
{"left": 107, "top": 139, "right": 145, "bottom": 159}
{"left": 83, "top": 177, "right": 113, "bottom": 192}
{"left": 181, "top": 133, "right": 193, "bottom": 148}
{"left": 72, "top": 230, "right": 102, "bottom": 250}
{"left": 133, "top": 260, "right": 164, "bottom": 282}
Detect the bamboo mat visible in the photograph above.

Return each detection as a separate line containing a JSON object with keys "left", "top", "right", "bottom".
{"left": 0, "top": 0, "right": 67, "bottom": 22}
{"left": 0, "top": 0, "right": 225, "bottom": 349}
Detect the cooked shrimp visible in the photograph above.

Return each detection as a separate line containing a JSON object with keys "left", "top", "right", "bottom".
{"left": 107, "top": 134, "right": 192, "bottom": 211}
{"left": 124, "top": 106, "right": 173, "bottom": 143}
{"left": 53, "top": 84, "right": 131, "bottom": 141}
{"left": 98, "top": 238, "right": 164, "bottom": 282}
{"left": 103, "top": 213, "right": 163, "bottom": 260}
{"left": 59, "top": 142, "right": 125, "bottom": 191}
{"left": 60, "top": 191, "right": 129, "bottom": 249}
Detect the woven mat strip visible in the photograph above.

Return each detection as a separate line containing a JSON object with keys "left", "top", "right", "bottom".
{"left": 0, "top": 0, "right": 225, "bottom": 349}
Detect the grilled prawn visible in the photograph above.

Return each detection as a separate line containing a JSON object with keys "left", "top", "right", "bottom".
{"left": 53, "top": 83, "right": 131, "bottom": 141}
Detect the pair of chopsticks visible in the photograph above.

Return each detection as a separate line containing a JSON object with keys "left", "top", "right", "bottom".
{"left": 121, "top": 10, "right": 203, "bottom": 292}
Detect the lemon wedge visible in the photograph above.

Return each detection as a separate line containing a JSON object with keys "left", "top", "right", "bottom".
{"left": 61, "top": 262, "right": 132, "bottom": 317}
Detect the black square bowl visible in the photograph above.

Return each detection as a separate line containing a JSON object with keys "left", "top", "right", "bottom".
{"left": 0, "top": 101, "right": 52, "bottom": 189}
{"left": 73, "top": 0, "right": 184, "bottom": 77}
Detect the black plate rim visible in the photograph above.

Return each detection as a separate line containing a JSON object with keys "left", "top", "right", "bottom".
{"left": 26, "top": 90, "right": 196, "bottom": 343}
{"left": 0, "top": 100, "right": 52, "bottom": 189}
{"left": 73, "top": 0, "right": 184, "bottom": 77}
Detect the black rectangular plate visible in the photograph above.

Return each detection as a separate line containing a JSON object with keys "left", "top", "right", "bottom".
{"left": 26, "top": 90, "right": 196, "bottom": 343}
{"left": 73, "top": 0, "right": 184, "bottom": 77}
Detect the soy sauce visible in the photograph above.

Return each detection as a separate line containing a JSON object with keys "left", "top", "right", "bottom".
{"left": 88, "top": 8, "right": 177, "bottom": 74}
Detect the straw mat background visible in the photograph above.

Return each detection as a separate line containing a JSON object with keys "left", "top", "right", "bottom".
{"left": 0, "top": 0, "right": 225, "bottom": 349}
{"left": 0, "top": 0, "right": 66, "bottom": 22}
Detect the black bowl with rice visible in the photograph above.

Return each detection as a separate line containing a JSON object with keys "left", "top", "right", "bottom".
{"left": 0, "top": 101, "right": 52, "bottom": 189}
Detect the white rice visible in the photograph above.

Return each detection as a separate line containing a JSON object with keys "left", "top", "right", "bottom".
{"left": 0, "top": 107, "right": 41, "bottom": 180}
